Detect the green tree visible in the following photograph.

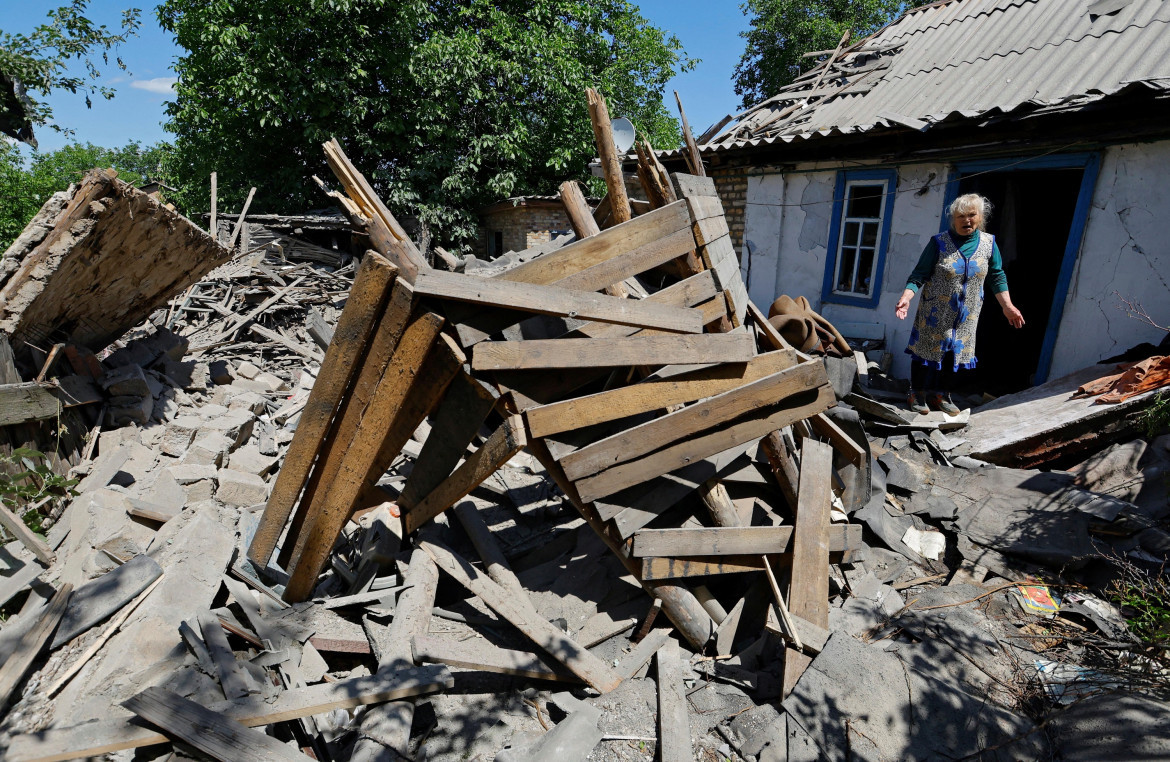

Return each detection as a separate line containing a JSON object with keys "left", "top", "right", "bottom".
{"left": 734, "top": 0, "right": 903, "bottom": 109}
{"left": 0, "top": 140, "right": 173, "bottom": 250}
{"left": 158, "top": 0, "right": 694, "bottom": 249}
{"left": 0, "top": 1, "right": 141, "bottom": 142}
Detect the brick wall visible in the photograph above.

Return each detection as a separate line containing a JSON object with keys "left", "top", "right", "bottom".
{"left": 708, "top": 167, "right": 749, "bottom": 255}
{"left": 478, "top": 205, "right": 573, "bottom": 257}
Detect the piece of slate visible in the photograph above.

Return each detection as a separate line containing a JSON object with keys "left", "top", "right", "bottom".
{"left": 52, "top": 554, "right": 163, "bottom": 648}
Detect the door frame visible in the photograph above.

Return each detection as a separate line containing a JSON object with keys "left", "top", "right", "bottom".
{"left": 941, "top": 152, "right": 1102, "bottom": 384}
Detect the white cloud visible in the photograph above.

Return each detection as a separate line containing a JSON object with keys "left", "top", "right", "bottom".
{"left": 131, "top": 77, "right": 177, "bottom": 95}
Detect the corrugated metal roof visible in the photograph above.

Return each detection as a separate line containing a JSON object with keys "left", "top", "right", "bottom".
{"left": 697, "top": 0, "right": 1170, "bottom": 153}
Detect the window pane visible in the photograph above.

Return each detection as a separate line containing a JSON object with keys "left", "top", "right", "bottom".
{"left": 837, "top": 248, "right": 857, "bottom": 291}
{"left": 856, "top": 248, "right": 876, "bottom": 295}
{"left": 847, "top": 184, "right": 884, "bottom": 218}
{"left": 861, "top": 221, "right": 879, "bottom": 247}
{"left": 844, "top": 221, "right": 860, "bottom": 246}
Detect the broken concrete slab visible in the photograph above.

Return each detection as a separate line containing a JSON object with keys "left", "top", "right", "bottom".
{"left": 228, "top": 444, "right": 279, "bottom": 478}
{"left": 181, "top": 431, "right": 233, "bottom": 468}
{"left": 783, "top": 633, "right": 1045, "bottom": 761}
{"left": 161, "top": 415, "right": 202, "bottom": 457}
{"left": 101, "top": 364, "right": 151, "bottom": 398}
{"left": 216, "top": 469, "right": 268, "bottom": 506}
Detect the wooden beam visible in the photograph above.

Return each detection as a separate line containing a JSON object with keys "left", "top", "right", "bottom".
{"left": 656, "top": 639, "right": 694, "bottom": 762}
{"left": 122, "top": 687, "right": 312, "bottom": 762}
{"left": 413, "top": 270, "right": 702, "bottom": 334}
{"left": 402, "top": 415, "right": 527, "bottom": 534}
{"left": 560, "top": 360, "right": 826, "bottom": 481}
{"left": 280, "top": 278, "right": 416, "bottom": 571}
{"left": 560, "top": 180, "right": 601, "bottom": 238}
{"left": 420, "top": 539, "right": 623, "bottom": 693}
{"left": 783, "top": 439, "right": 834, "bottom": 697}
{"left": 494, "top": 200, "right": 689, "bottom": 287}
{"left": 412, "top": 634, "right": 576, "bottom": 682}
{"left": 472, "top": 332, "right": 755, "bottom": 372}
{"left": 632, "top": 524, "right": 860, "bottom": 558}
{"left": 525, "top": 348, "right": 796, "bottom": 438}
{"left": 249, "top": 253, "right": 397, "bottom": 565}
{"left": 0, "top": 502, "right": 53, "bottom": 565}
{"left": 587, "top": 88, "right": 632, "bottom": 225}
{"left": 283, "top": 311, "right": 445, "bottom": 602}
{"left": 575, "top": 385, "right": 835, "bottom": 502}
{"left": 6, "top": 664, "right": 453, "bottom": 762}
{"left": 0, "top": 382, "right": 62, "bottom": 427}
{"left": 397, "top": 371, "right": 498, "bottom": 512}
{"left": 0, "top": 583, "right": 71, "bottom": 710}
{"left": 573, "top": 269, "right": 718, "bottom": 339}
{"left": 809, "top": 412, "right": 867, "bottom": 468}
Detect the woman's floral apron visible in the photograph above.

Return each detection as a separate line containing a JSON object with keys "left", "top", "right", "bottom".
{"left": 906, "top": 231, "right": 994, "bottom": 371}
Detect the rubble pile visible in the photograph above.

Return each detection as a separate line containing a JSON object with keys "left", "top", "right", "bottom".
{"left": 0, "top": 96, "right": 1167, "bottom": 762}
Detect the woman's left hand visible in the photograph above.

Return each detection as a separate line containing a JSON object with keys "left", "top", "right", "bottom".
{"left": 1003, "top": 304, "right": 1025, "bottom": 329}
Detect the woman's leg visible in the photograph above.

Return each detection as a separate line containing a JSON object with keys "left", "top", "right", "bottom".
{"left": 910, "top": 361, "right": 928, "bottom": 392}
{"left": 938, "top": 352, "right": 956, "bottom": 392}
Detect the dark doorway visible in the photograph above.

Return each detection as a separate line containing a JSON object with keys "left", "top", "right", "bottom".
{"left": 953, "top": 168, "right": 1083, "bottom": 395}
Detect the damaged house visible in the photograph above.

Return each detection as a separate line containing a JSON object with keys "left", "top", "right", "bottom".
{"left": 670, "top": 0, "right": 1170, "bottom": 393}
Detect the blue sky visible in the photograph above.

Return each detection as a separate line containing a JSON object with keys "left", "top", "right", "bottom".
{"left": 2, "top": 1, "right": 750, "bottom": 154}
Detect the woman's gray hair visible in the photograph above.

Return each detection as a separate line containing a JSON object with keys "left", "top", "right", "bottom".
{"left": 948, "top": 193, "right": 992, "bottom": 230}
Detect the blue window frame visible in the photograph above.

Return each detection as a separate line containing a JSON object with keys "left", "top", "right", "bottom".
{"left": 822, "top": 169, "right": 897, "bottom": 308}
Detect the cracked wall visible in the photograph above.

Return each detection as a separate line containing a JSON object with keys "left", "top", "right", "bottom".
{"left": 1048, "top": 141, "right": 1170, "bottom": 379}
{"left": 742, "top": 162, "right": 949, "bottom": 378}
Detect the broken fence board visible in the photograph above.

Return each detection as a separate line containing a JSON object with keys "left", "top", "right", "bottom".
{"left": 560, "top": 359, "right": 825, "bottom": 481}
{"left": 6, "top": 664, "right": 453, "bottom": 762}
{"left": 249, "top": 253, "right": 396, "bottom": 565}
{"left": 472, "top": 333, "right": 756, "bottom": 371}
{"left": 199, "top": 610, "right": 255, "bottom": 700}
{"left": 0, "top": 583, "right": 71, "bottom": 710}
{"left": 575, "top": 385, "right": 835, "bottom": 503}
{"left": 782, "top": 439, "right": 834, "bottom": 697}
{"left": 526, "top": 348, "right": 797, "bottom": 438}
{"left": 402, "top": 415, "right": 527, "bottom": 534}
{"left": 496, "top": 201, "right": 690, "bottom": 287}
{"left": 411, "top": 634, "right": 577, "bottom": 682}
{"left": 123, "top": 687, "right": 312, "bottom": 762}
{"left": 415, "top": 269, "right": 703, "bottom": 334}
{"left": 420, "top": 539, "right": 622, "bottom": 693}
{"left": 656, "top": 640, "right": 694, "bottom": 762}
{"left": 633, "top": 524, "right": 860, "bottom": 559}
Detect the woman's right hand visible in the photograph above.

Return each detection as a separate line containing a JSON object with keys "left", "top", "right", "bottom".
{"left": 895, "top": 289, "right": 913, "bottom": 320}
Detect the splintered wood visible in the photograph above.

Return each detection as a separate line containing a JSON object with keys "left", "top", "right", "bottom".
{"left": 246, "top": 90, "right": 859, "bottom": 704}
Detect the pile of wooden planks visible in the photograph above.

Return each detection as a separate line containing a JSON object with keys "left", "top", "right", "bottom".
{"left": 247, "top": 96, "right": 865, "bottom": 702}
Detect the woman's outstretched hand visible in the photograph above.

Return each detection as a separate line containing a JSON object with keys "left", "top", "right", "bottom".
{"left": 1003, "top": 304, "right": 1025, "bottom": 329}
{"left": 895, "top": 289, "right": 914, "bottom": 320}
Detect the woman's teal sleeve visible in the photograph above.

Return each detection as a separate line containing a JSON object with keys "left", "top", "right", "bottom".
{"left": 905, "top": 237, "right": 940, "bottom": 293}
{"left": 986, "top": 240, "right": 1009, "bottom": 294}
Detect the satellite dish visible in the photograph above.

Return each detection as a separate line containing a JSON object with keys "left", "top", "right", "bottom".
{"left": 611, "top": 118, "right": 636, "bottom": 154}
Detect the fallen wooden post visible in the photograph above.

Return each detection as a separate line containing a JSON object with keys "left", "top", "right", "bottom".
{"left": 0, "top": 583, "right": 72, "bottom": 710}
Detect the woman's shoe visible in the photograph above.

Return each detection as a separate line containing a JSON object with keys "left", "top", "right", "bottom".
{"left": 928, "top": 392, "right": 961, "bottom": 415}
{"left": 907, "top": 391, "right": 929, "bottom": 415}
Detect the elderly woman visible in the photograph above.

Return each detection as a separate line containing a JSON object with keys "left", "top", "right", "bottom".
{"left": 894, "top": 193, "right": 1025, "bottom": 415}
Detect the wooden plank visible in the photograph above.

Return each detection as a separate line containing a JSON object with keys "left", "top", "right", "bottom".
{"left": 575, "top": 384, "right": 835, "bottom": 502}
{"left": 0, "top": 502, "right": 53, "bottom": 565}
{"left": 527, "top": 349, "right": 795, "bottom": 438}
{"left": 0, "top": 382, "right": 62, "bottom": 427}
{"left": 123, "top": 687, "right": 312, "bottom": 762}
{"left": 685, "top": 195, "right": 724, "bottom": 223}
{"left": 575, "top": 269, "right": 719, "bottom": 339}
{"left": 672, "top": 173, "right": 717, "bottom": 199}
{"left": 632, "top": 524, "right": 860, "bottom": 558}
{"left": 809, "top": 412, "right": 867, "bottom": 467}
{"left": 616, "top": 627, "right": 672, "bottom": 680}
{"left": 248, "top": 324, "right": 323, "bottom": 362}
{"left": 0, "top": 583, "right": 71, "bottom": 710}
{"left": 402, "top": 415, "right": 527, "bottom": 534}
{"left": 0, "top": 557, "right": 45, "bottom": 610}
{"left": 495, "top": 201, "right": 690, "bottom": 286}
{"left": 656, "top": 639, "right": 693, "bottom": 762}
{"left": 696, "top": 219, "right": 731, "bottom": 250}
{"left": 472, "top": 333, "right": 755, "bottom": 372}
{"left": 7, "top": 664, "right": 453, "bottom": 762}
{"left": 411, "top": 634, "right": 576, "bottom": 682}
{"left": 552, "top": 227, "right": 697, "bottom": 293}
{"left": 198, "top": 610, "right": 254, "bottom": 700}
{"left": 560, "top": 360, "right": 826, "bottom": 480}
{"left": 783, "top": 439, "right": 834, "bottom": 697}
{"left": 765, "top": 607, "right": 831, "bottom": 656}
{"left": 249, "top": 252, "right": 396, "bottom": 565}
{"left": 414, "top": 270, "right": 703, "bottom": 334}
{"left": 280, "top": 278, "right": 416, "bottom": 570}
{"left": 283, "top": 311, "right": 445, "bottom": 602}
{"left": 397, "top": 371, "right": 498, "bottom": 512}
{"left": 420, "top": 539, "right": 623, "bottom": 693}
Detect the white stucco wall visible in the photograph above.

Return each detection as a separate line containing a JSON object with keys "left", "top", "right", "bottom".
{"left": 742, "top": 161, "right": 950, "bottom": 378}
{"left": 1047, "top": 141, "right": 1170, "bottom": 379}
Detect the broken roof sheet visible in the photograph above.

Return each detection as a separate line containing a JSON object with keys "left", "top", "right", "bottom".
{"left": 689, "top": 0, "right": 1170, "bottom": 153}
